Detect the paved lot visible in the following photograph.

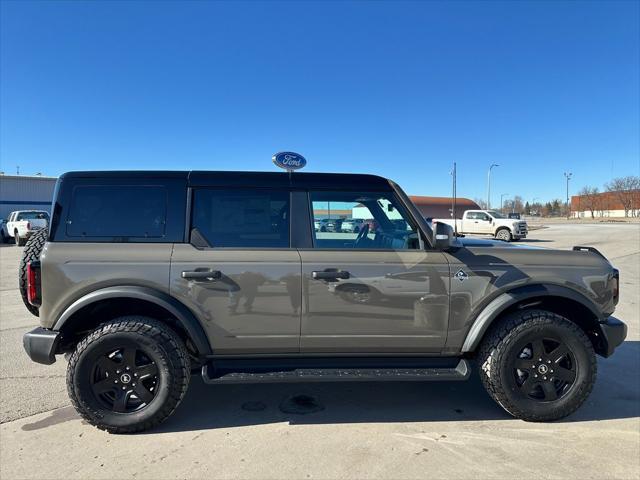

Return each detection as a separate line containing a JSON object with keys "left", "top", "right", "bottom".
{"left": 1, "top": 223, "right": 638, "bottom": 479}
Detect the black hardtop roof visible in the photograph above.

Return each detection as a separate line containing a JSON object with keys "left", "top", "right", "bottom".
{"left": 59, "top": 170, "right": 394, "bottom": 190}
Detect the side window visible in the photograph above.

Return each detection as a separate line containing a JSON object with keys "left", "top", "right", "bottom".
{"left": 310, "top": 191, "right": 419, "bottom": 250}
{"left": 466, "top": 212, "right": 478, "bottom": 220}
{"left": 66, "top": 185, "right": 167, "bottom": 238}
{"left": 191, "top": 189, "right": 290, "bottom": 248}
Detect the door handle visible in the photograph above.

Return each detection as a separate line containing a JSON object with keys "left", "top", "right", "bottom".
{"left": 181, "top": 269, "right": 222, "bottom": 281}
{"left": 312, "top": 270, "right": 350, "bottom": 280}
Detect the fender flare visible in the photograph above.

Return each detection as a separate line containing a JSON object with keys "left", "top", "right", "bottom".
{"left": 461, "top": 283, "right": 603, "bottom": 353}
{"left": 53, "top": 286, "right": 212, "bottom": 356}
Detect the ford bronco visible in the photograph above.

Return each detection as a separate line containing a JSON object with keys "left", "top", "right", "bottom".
{"left": 21, "top": 171, "right": 626, "bottom": 433}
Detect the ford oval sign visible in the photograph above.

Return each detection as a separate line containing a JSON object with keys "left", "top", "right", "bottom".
{"left": 272, "top": 151, "right": 306, "bottom": 171}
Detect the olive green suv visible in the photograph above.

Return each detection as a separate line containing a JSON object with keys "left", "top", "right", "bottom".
{"left": 21, "top": 171, "right": 626, "bottom": 433}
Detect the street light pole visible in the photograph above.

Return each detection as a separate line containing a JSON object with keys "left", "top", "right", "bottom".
{"left": 487, "top": 164, "right": 499, "bottom": 209}
{"left": 500, "top": 193, "right": 509, "bottom": 213}
{"left": 564, "top": 172, "right": 573, "bottom": 219}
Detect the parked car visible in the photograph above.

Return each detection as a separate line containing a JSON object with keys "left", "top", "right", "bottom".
{"left": 434, "top": 210, "right": 528, "bottom": 242}
{"left": 21, "top": 170, "right": 625, "bottom": 433}
{"left": 508, "top": 212, "right": 521, "bottom": 219}
{"left": 6, "top": 210, "right": 49, "bottom": 246}
{"left": 340, "top": 218, "right": 365, "bottom": 233}
{"left": 317, "top": 218, "right": 342, "bottom": 232}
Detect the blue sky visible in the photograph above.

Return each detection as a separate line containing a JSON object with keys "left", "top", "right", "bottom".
{"left": 1, "top": 1, "right": 638, "bottom": 205}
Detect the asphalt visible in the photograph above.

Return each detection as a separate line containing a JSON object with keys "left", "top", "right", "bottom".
{"left": 0, "top": 223, "right": 638, "bottom": 479}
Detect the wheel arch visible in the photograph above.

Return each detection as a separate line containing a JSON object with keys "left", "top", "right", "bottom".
{"left": 462, "top": 284, "right": 607, "bottom": 355}
{"left": 53, "top": 286, "right": 212, "bottom": 358}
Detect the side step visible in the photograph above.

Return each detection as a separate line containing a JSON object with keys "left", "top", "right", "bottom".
{"left": 201, "top": 359, "right": 470, "bottom": 384}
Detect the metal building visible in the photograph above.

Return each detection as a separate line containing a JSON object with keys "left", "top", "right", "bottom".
{"left": 0, "top": 174, "right": 57, "bottom": 220}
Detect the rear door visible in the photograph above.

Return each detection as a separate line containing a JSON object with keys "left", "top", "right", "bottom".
{"left": 299, "top": 190, "right": 450, "bottom": 353}
{"left": 170, "top": 187, "right": 302, "bottom": 354}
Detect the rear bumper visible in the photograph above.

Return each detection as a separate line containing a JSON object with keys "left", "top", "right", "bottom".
{"left": 23, "top": 327, "right": 60, "bottom": 365}
{"left": 599, "top": 317, "right": 627, "bottom": 357}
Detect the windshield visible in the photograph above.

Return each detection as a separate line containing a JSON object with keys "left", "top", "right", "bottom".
{"left": 487, "top": 210, "right": 507, "bottom": 219}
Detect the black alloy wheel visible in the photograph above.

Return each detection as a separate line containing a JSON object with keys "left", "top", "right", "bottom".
{"left": 90, "top": 346, "right": 159, "bottom": 413}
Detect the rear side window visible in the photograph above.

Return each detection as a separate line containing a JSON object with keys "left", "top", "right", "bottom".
{"left": 191, "top": 188, "right": 290, "bottom": 248}
{"left": 66, "top": 185, "right": 167, "bottom": 238}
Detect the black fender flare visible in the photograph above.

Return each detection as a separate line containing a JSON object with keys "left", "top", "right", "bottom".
{"left": 53, "top": 286, "right": 212, "bottom": 356}
{"left": 461, "top": 283, "right": 603, "bottom": 353}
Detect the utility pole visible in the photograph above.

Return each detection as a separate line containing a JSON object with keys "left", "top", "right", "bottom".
{"left": 451, "top": 162, "right": 458, "bottom": 235}
{"left": 500, "top": 193, "right": 509, "bottom": 213}
{"left": 487, "top": 164, "right": 499, "bottom": 209}
{"left": 564, "top": 172, "right": 573, "bottom": 219}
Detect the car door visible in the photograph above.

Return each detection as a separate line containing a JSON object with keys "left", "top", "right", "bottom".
{"left": 467, "top": 211, "right": 493, "bottom": 234}
{"left": 170, "top": 187, "right": 302, "bottom": 354}
{"left": 299, "top": 190, "right": 450, "bottom": 353}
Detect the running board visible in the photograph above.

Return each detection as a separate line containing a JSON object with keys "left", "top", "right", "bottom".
{"left": 201, "top": 359, "right": 470, "bottom": 384}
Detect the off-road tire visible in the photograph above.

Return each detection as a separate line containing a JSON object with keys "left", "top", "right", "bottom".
{"left": 67, "top": 317, "right": 191, "bottom": 434}
{"left": 18, "top": 228, "right": 47, "bottom": 316}
{"left": 495, "top": 228, "right": 512, "bottom": 242}
{"left": 478, "top": 309, "right": 596, "bottom": 422}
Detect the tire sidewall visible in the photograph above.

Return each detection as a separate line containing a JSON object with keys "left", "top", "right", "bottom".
{"left": 496, "top": 228, "right": 512, "bottom": 241}
{"left": 497, "top": 321, "right": 593, "bottom": 417}
{"left": 71, "top": 330, "right": 177, "bottom": 429}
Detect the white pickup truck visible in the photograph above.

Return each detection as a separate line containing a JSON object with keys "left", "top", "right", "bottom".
{"left": 6, "top": 210, "right": 50, "bottom": 246}
{"left": 434, "top": 210, "right": 528, "bottom": 242}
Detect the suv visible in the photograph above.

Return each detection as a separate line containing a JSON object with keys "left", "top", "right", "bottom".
{"left": 22, "top": 171, "right": 626, "bottom": 433}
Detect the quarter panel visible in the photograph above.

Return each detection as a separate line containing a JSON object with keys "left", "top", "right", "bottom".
{"left": 39, "top": 242, "right": 174, "bottom": 329}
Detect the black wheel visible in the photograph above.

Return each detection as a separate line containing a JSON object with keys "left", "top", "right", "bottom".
{"left": 478, "top": 309, "right": 596, "bottom": 422}
{"left": 495, "top": 228, "right": 512, "bottom": 242}
{"left": 337, "top": 285, "right": 378, "bottom": 304}
{"left": 67, "top": 317, "right": 190, "bottom": 434}
{"left": 18, "top": 228, "right": 47, "bottom": 316}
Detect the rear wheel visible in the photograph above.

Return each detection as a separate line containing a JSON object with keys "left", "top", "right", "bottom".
{"left": 478, "top": 309, "right": 596, "bottom": 421}
{"left": 18, "top": 228, "right": 47, "bottom": 316}
{"left": 67, "top": 316, "right": 190, "bottom": 434}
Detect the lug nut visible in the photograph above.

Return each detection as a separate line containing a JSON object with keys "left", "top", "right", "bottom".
{"left": 134, "top": 373, "right": 138, "bottom": 377}
{"left": 547, "top": 360, "right": 551, "bottom": 364}
{"left": 116, "top": 370, "right": 121, "bottom": 374}
{"left": 126, "top": 366, "right": 130, "bottom": 371}
{"left": 114, "top": 380, "right": 118, "bottom": 384}
{"left": 550, "top": 369, "right": 554, "bottom": 373}
{"left": 534, "top": 374, "right": 538, "bottom": 378}
{"left": 122, "top": 386, "right": 126, "bottom": 390}
{"left": 543, "top": 376, "right": 547, "bottom": 380}
{"left": 132, "top": 383, "right": 136, "bottom": 387}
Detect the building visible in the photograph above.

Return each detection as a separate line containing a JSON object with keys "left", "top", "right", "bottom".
{"left": 571, "top": 190, "right": 640, "bottom": 218}
{"left": 0, "top": 175, "right": 57, "bottom": 219}
{"left": 409, "top": 196, "right": 481, "bottom": 219}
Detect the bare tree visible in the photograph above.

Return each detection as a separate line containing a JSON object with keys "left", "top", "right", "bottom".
{"left": 578, "top": 186, "right": 600, "bottom": 219}
{"left": 473, "top": 198, "right": 488, "bottom": 209}
{"left": 605, "top": 176, "right": 640, "bottom": 217}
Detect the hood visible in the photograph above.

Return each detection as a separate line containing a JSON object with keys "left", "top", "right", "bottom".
{"left": 457, "top": 237, "right": 544, "bottom": 249}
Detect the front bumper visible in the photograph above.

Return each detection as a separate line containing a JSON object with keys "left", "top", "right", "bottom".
{"left": 23, "top": 327, "right": 61, "bottom": 365}
{"left": 599, "top": 317, "right": 627, "bottom": 357}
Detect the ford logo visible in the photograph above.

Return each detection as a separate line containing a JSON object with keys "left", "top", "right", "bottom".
{"left": 272, "top": 151, "right": 307, "bottom": 171}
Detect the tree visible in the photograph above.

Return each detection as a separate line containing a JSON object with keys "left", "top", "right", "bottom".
{"left": 578, "top": 186, "right": 600, "bottom": 219}
{"left": 473, "top": 198, "right": 488, "bottom": 209}
{"left": 524, "top": 201, "right": 531, "bottom": 215}
{"left": 605, "top": 176, "right": 640, "bottom": 217}
{"left": 512, "top": 195, "right": 524, "bottom": 213}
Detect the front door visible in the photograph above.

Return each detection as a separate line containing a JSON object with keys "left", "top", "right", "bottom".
{"left": 170, "top": 187, "right": 301, "bottom": 355}
{"left": 300, "top": 190, "right": 450, "bottom": 353}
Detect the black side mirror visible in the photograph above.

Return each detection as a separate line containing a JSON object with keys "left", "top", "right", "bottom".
{"left": 433, "top": 222, "right": 458, "bottom": 251}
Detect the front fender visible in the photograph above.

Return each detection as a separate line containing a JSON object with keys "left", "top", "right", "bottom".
{"left": 461, "top": 283, "right": 604, "bottom": 353}
{"left": 53, "top": 285, "right": 212, "bottom": 356}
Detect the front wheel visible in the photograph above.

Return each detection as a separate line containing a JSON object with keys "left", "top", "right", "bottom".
{"left": 67, "top": 317, "right": 191, "bottom": 433}
{"left": 478, "top": 309, "right": 596, "bottom": 422}
{"left": 495, "top": 228, "right": 512, "bottom": 242}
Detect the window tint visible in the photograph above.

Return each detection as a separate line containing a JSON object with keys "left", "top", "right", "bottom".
{"left": 192, "top": 189, "right": 290, "bottom": 248}
{"left": 310, "top": 191, "right": 419, "bottom": 250}
{"left": 17, "top": 211, "right": 49, "bottom": 221}
{"left": 66, "top": 185, "right": 167, "bottom": 238}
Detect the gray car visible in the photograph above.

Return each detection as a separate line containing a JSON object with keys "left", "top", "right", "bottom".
{"left": 21, "top": 171, "right": 626, "bottom": 433}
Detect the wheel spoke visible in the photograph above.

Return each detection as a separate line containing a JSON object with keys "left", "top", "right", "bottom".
{"left": 518, "top": 375, "right": 537, "bottom": 393}
{"left": 133, "top": 383, "right": 154, "bottom": 404}
{"left": 113, "top": 390, "right": 130, "bottom": 412}
{"left": 515, "top": 359, "right": 534, "bottom": 371}
{"left": 97, "top": 356, "right": 119, "bottom": 374}
{"left": 531, "top": 339, "right": 546, "bottom": 358}
{"left": 122, "top": 348, "right": 137, "bottom": 367}
{"left": 92, "top": 377, "right": 116, "bottom": 395}
{"left": 551, "top": 344, "right": 570, "bottom": 363}
{"left": 553, "top": 366, "right": 576, "bottom": 383}
{"left": 541, "top": 382, "right": 558, "bottom": 401}
{"left": 135, "top": 363, "right": 157, "bottom": 378}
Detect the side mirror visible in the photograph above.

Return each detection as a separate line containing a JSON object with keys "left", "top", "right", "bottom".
{"left": 433, "top": 222, "right": 459, "bottom": 251}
